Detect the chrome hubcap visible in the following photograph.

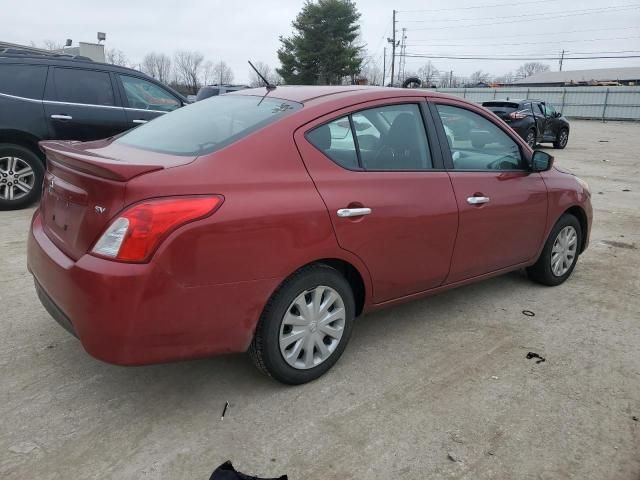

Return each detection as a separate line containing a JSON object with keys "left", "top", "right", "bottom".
{"left": 279, "top": 286, "right": 345, "bottom": 370}
{"left": 0, "top": 156, "right": 35, "bottom": 201}
{"left": 551, "top": 226, "right": 578, "bottom": 277}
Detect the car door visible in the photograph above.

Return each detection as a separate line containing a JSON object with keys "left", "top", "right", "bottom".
{"left": 116, "top": 74, "right": 182, "bottom": 127}
{"left": 429, "top": 99, "right": 548, "bottom": 283}
{"left": 541, "top": 102, "right": 560, "bottom": 140}
{"left": 43, "top": 67, "right": 128, "bottom": 141}
{"left": 531, "top": 102, "right": 550, "bottom": 143}
{"left": 295, "top": 99, "right": 459, "bottom": 303}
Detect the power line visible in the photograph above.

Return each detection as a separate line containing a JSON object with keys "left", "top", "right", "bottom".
{"left": 397, "top": 0, "right": 561, "bottom": 13}
{"left": 402, "top": 3, "right": 640, "bottom": 23}
{"left": 407, "top": 25, "right": 639, "bottom": 42}
{"left": 404, "top": 35, "right": 640, "bottom": 48}
{"left": 408, "top": 5, "right": 640, "bottom": 30}
{"left": 402, "top": 53, "right": 640, "bottom": 60}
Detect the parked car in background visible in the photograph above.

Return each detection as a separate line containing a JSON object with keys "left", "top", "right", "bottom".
{"left": 28, "top": 86, "right": 591, "bottom": 384}
{"left": 195, "top": 84, "right": 250, "bottom": 101}
{"left": 482, "top": 99, "right": 570, "bottom": 149}
{"left": 0, "top": 51, "right": 187, "bottom": 209}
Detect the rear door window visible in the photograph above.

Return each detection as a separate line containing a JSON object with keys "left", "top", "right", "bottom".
{"left": 533, "top": 103, "right": 545, "bottom": 116}
{"left": 119, "top": 75, "right": 180, "bottom": 112}
{"left": 307, "top": 103, "right": 433, "bottom": 171}
{"left": 0, "top": 64, "right": 47, "bottom": 99}
{"left": 115, "top": 94, "right": 301, "bottom": 156}
{"left": 53, "top": 68, "right": 115, "bottom": 106}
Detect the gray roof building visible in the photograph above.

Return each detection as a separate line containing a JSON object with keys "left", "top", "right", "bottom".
{"left": 513, "top": 67, "right": 640, "bottom": 86}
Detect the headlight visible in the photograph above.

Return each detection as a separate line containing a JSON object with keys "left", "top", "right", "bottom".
{"left": 576, "top": 177, "right": 590, "bottom": 195}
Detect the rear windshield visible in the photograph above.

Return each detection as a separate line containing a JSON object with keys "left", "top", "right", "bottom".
{"left": 115, "top": 95, "right": 301, "bottom": 156}
{"left": 482, "top": 102, "right": 520, "bottom": 110}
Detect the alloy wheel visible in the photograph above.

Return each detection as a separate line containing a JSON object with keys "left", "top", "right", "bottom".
{"left": 0, "top": 156, "right": 35, "bottom": 201}
{"left": 551, "top": 225, "right": 578, "bottom": 277}
{"left": 559, "top": 130, "right": 568, "bottom": 147}
{"left": 279, "top": 285, "right": 346, "bottom": 370}
{"left": 526, "top": 131, "right": 536, "bottom": 148}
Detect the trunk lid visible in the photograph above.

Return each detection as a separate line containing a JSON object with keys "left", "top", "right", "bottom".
{"left": 39, "top": 139, "right": 195, "bottom": 260}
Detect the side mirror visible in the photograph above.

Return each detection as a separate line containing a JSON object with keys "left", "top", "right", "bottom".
{"left": 531, "top": 150, "right": 554, "bottom": 172}
{"left": 555, "top": 111, "right": 562, "bottom": 118}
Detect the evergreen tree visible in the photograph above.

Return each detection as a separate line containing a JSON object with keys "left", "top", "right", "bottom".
{"left": 277, "top": 0, "right": 363, "bottom": 85}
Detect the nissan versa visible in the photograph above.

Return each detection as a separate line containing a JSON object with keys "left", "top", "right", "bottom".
{"left": 27, "top": 86, "right": 592, "bottom": 384}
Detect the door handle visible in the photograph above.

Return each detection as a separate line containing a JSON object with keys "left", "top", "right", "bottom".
{"left": 337, "top": 207, "right": 372, "bottom": 218}
{"left": 132, "top": 119, "right": 148, "bottom": 124}
{"left": 467, "top": 196, "right": 490, "bottom": 205}
{"left": 51, "top": 114, "right": 72, "bottom": 120}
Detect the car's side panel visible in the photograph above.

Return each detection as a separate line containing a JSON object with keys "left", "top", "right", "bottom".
{"left": 427, "top": 97, "right": 548, "bottom": 282}
{"left": 294, "top": 97, "right": 459, "bottom": 303}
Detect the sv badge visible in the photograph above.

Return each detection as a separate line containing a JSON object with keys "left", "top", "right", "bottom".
{"left": 94, "top": 206, "right": 107, "bottom": 214}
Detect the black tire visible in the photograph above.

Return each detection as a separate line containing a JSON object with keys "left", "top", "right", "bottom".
{"left": 527, "top": 214, "right": 582, "bottom": 286}
{"left": 0, "top": 143, "right": 45, "bottom": 210}
{"left": 525, "top": 129, "right": 536, "bottom": 148}
{"left": 249, "top": 264, "right": 355, "bottom": 385}
{"left": 554, "top": 128, "right": 569, "bottom": 149}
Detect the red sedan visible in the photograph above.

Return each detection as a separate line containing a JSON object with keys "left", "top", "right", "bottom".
{"left": 27, "top": 86, "right": 592, "bottom": 384}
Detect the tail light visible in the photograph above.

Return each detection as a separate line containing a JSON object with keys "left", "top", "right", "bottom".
{"left": 91, "top": 195, "right": 224, "bottom": 263}
{"left": 509, "top": 110, "right": 527, "bottom": 120}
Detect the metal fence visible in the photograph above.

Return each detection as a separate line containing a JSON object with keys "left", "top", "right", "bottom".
{"left": 428, "top": 86, "right": 640, "bottom": 121}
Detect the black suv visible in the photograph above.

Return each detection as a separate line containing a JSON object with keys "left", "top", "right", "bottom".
{"left": 0, "top": 53, "right": 187, "bottom": 209}
{"left": 482, "top": 99, "right": 570, "bottom": 150}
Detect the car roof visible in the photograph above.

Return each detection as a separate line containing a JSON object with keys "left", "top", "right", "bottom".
{"left": 231, "top": 85, "right": 459, "bottom": 105}
{"left": 0, "top": 53, "right": 187, "bottom": 102}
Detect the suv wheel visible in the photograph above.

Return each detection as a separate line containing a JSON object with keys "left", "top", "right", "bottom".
{"left": 249, "top": 264, "right": 355, "bottom": 384}
{"left": 554, "top": 128, "right": 569, "bottom": 149}
{"left": 525, "top": 129, "right": 536, "bottom": 148}
{"left": 0, "top": 144, "right": 44, "bottom": 210}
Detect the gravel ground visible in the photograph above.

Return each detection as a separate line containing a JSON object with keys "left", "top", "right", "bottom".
{"left": 1, "top": 120, "right": 639, "bottom": 480}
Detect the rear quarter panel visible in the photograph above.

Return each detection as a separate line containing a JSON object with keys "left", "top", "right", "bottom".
{"left": 123, "top": 118, "right": 373, "bottom": 297}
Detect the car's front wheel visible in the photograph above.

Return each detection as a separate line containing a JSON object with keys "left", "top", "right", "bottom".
{"left": 249, "top": 264, "right": 355, "bottom": 384}
{"left": 0, "top": 143, "right": 44, "bottom": 210}
{"left": 527, "top": 213, "right": 582, "bottom": 286}
{"left": 554, "top": 128, "right": 569, "bottom": 149}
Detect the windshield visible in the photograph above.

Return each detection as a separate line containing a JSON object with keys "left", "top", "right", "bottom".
{"left": 115, "top": 94, "right": 301, "bottom": 156}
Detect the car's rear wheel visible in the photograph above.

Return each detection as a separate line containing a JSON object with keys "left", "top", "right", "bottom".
{"left": 527, "top": 214, "right": 582, "bottom": 286}
{"left": 525, "top": 129, "right": 536, "bottom": 148}
{"left": 554, "top": 128, "right": 569, "bottom": 149}
{"left": 249, "top": 264, "right": 355, "bottom": 385}
{"left": 0, "top": 144, "right": 44, "bottom": 210}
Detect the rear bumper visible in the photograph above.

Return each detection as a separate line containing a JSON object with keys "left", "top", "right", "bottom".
{"left": 27, "top": 212, "right": 279, "bottom": 365}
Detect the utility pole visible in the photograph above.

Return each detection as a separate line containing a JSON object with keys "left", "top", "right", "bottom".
{"left": 399, "top": 27, "right": 407, "bottom": 85}
{"left": 388, "top": 10, "right": 397, "bottom": 86}
{"left": 382, "top": 47, "right": 386, "bottom": 86}
{"left": 559, "top": 49, "right": 565, "bottom": 71}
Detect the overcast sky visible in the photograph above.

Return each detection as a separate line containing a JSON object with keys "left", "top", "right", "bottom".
{"left": 4, "top": 0, "right": 640, "bottom": 83}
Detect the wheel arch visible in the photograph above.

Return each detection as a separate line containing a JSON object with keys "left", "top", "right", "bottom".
{"left": 0, "top": 130, "right": 45, "bottom": 162}
{"left": 564, "top": 205, "right": 588, "bottom": 253}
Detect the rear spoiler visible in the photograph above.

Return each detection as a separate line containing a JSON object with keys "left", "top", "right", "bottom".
{"left": 40, "top": 141, "right": 163, "bottom": 181}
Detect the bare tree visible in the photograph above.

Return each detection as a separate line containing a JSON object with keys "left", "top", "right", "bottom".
{"left": 359, "top": 58, "right": 383, "bottom": 86}
{"left": 468, "top": 70, "right": 490, "bottom": 85}
{"left": 516, "top": 62, "right": 550, "bottom": 79}
{"left": 174, "top": 50, "right": 204, "bottom": 94}
{"left": 494, "top": 71, "right": 516, "bottom": 85}
{"left": 417, "top": 61, "right": 438, "bottom": 88}
{"left": 105, "top": 49, "right": 128, "bottom": 67}
{"left": 142, "top": 53, "right": 172, "bottom": 83}
{"left": 42, "top": 40, "right": 63, "bottom": 51}
{"left": 211, "top": 61, "right": 234, "bottom": 84}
